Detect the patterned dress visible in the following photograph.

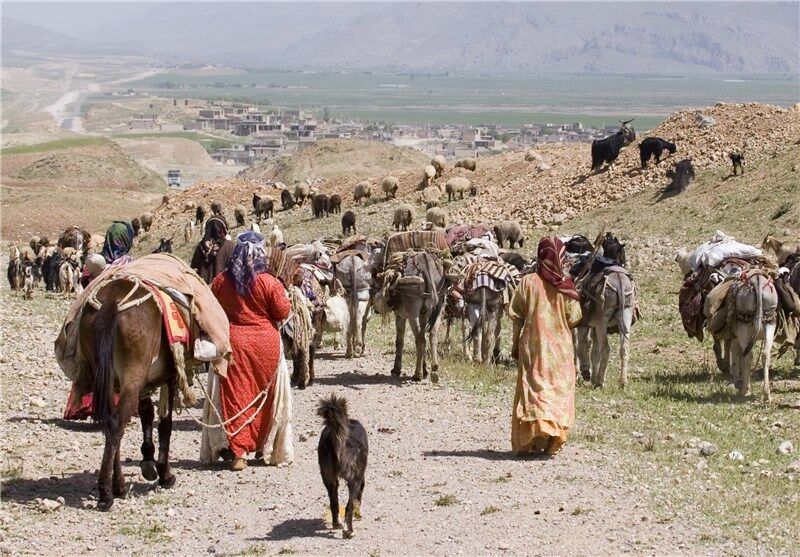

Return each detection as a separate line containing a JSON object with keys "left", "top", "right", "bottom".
{"left": 211, "top": 272, "right": 291, "bottom": 458}
{"left": 509, "top": 273, "right": 582, "bottom": 455}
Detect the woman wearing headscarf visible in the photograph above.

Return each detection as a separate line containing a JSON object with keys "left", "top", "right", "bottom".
{"left": 101, "top": 220, "right": 135, "bottom": 265}
{"left": 509, "top": 236, "right": 582, "bottom": 456}
{"left": 191, "top": 217, "right": 235, "bottom": 284}
{"left": 210, "top": 232, "right": 291, "bottom": 471}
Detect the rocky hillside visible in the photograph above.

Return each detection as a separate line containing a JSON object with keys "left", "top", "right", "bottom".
{"left": 239, "top": 139, "right": 429, "bottom": 185}
{"left": 142, "top": 102, "right": 800, "bottom": 252}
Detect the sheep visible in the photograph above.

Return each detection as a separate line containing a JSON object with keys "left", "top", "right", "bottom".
{"left": 294, "top": 183, "right": 311, "bottom": 206}
{"left": 425, "top": 207, "right": 448, "bottom": 229}
{"left": 639, "top": 137, "right": 677, "bottom": 168}
{"left": 729, "top": 152, "right": 744, "bottom": 175}
{"left": 131, "top": 217, "right": 142, "bottom": 237}
{"left": 59, "top": 249, "right": 82, "bottom": 298}
{"left": 445, "top": 177, "right": 474, "bottom": 202}
{"left": 312, "top": 194, "right": 329, "bottom": 219}
{"left": 328, "top": 194, "right": 342, "bottom": 214}
{"left": 419, "top": 165, "right": 437, "bottom": 189}
{"left": 380, "top": 176, "right": 399, "bottom": 199}
{"left": 7, "top": 247, "right": 22, "bottom": 290}
{"left": 195, "top": 205, "right": 206, "bottom": 226}
{"left": 183, "top": 201, "right": 196, "bottom": 212}
{"left": 269, "top": 223, "right": 284, "bottom": 247}
{"left": 420, "top": 185, "right": 442, "bottom": 209}
{"left": 281, "top": 189, "right": 295, "bottom": 210}
{"left": 493, "top": 220, "right": 524, "bottom": 249}
{"left": 392, "top": 204, "right": 414, "bottom": 231}
{"left": 353, "top": 181, "right": 372, "bottom": 204}
{"left": 234, "top": 205, "right": 247, "bottom": 227}
{"left": 29, "top": 236, "right": 41, "bottom": 254}
{"left": 210, "top": 201, "right": 223, "bottom": 216}
{"left": 454, "top": 158, "right": 477, "bottom": 171}
{"left": 250, "top": 222, "right": 261, "bottom": 234}
{"left": 430, "top": 155, "right": 447, "bottom": 178}
{"left": 255, "top": 197, "right": 275, "bottom": 222}
{"left": 88, "top": 234, "right": 105, "bottom": 254}
{"left": 524, "top": 150, "right": 543, "bottom": 162}
{"left": 320, "top": 294, "right": 350, "bottom": 350}
{"left": 342, "top": 211, "right": 356, "bottom": 236}
{"left": 140, "top": 212, "right": 153, "bottom": 232}
{"left": 183, "top": 220, "right": 194, "bottom": 244}
{"left": 591, "top": 119, "right": 636, "bottom": 173}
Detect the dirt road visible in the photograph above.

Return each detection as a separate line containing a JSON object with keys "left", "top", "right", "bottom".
{"left": 1, "top": 290, "right": 714, "bottom": 556}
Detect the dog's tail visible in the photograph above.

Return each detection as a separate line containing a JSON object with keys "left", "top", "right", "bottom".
{"left": 317, "top": 393, "right": 349, "bottom": 458}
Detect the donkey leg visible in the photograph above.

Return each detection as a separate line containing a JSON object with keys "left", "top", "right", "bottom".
{"left": 592, "top": 326, "right": 610, "bottom": 388}
{"left": 97, "top": 418, "right": 121, "bottom": 511}
{"left": 492, "top": 311, "right": 502, "bottom": 364}
{"left": 156, "top": 383, "right": 176, "bottom": 488}
{"left": 427, "top": 318, "right": 440, "bottom": 382}
{"left": 410, "top": 318, "right": 425, "bottom": 381}
{"left": 110, "top": 387, "right": 139, "bottom": 498}
{"left": 139, "top": 398, "right": 158, "bottom": 481}
{"left": 575, "top": 327, "right": 591, "bottom": 381}
{"left": 392, "top": 315, "right": 405, "bottom": 377}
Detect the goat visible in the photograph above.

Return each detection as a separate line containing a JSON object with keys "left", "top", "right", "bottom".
{"left": 639, "top": 137, "right": 676, "bottom": 168}
{"left": 591, "top": 119, "right": 636, "bottom": 173}
{"left": 280, "top": 189, "right": 295, "bottom": 211}
{"left": 730, "top": 152, "right": 744, "bottom": 175}
{"left": 153, "top": 237, "right": 174, "bottom": 254}
{"left": 195, "top": 205, "right": 206, "bottom": 227}
{"left": 342, "top": 211, "right": 356, "bottom": 236}
{"left": 762, "top": 234, "right": 800, "bottom": 266}
{"left": 210, "top": 201, "right": 223, "bottom": 216}
{"left": 252, "top": 193, "right": 261, "bottom": 211}
{"left": 663, "top": 159, "right": 696, "bottom": 195}
{"left": 328, "top": 194, "right": 342, "bottom": 214}
{"left": 313, "top": 194, "right": 330, "bottom": 219}
{"left": 131, "top": 217, "right": 142, "bottom": 237}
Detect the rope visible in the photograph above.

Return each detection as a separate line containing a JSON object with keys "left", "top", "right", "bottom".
{"left": 178, "top": 369, "right": 276, "bottom": 438}
{"left": 87, "top": 275, "right": 154, "bottom": 312}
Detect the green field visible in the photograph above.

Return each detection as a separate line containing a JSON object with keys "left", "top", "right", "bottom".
{"left": 129, "top": 70, "right": 799, "bottom": 128}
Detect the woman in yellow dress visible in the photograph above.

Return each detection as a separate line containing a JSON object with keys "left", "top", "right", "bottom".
{"left": 510, "top": 236, "right": 582, "bottom": 456}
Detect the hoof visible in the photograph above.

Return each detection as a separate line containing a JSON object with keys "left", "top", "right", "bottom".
{"left": 343, "top": 529, "right": 354, "bottom": 539}
{"left": 390, "top": 368, "right": 401, "bottom": 378}
{"left": 113, "top": 484, "right": 127, "bottom": 498}
{"left": 97, "top": 499, "right": 114, "bottom": 512}
{"left": 591, "top": 382, "right": 604, "bottom": 389}
{"left": 332, "top": 521, "right": 342, "bottom": 530}
{"left": 581, "top": 369, "right": 591, "bottom": 382}
{"left": 140, "top": 460, "right": 158, "bottom": 482}
{"left": 159, "top": 473, "right": 177, "bottom": 489}
{"left": 411, "top": 374, "right": 422, "bottom": 382}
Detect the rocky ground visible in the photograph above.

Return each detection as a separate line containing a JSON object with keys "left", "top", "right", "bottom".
{"left": 0, "top": 287, "right": 730, "bottom": 556}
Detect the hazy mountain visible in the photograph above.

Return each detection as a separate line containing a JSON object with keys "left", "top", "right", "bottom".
{"left": 7, "top": 2, "right": 800, "bottom": 75}
{"left": 1, "top": 17, "right": 91, "bottom": 53}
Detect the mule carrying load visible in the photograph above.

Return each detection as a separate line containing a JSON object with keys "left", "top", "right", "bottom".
{"left": 53, "top": 253, "right": 232, "bottom": 510}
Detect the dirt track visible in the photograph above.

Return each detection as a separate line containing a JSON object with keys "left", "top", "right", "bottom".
{"left": 0, "top": 288, "right": 727, "bottom": 556}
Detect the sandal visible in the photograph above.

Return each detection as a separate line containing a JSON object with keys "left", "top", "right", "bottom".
{"left": 230, "top": 457, "right": 247, "bottom": 472}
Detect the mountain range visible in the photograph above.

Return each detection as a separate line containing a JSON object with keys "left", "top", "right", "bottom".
{"left": 3, "top": 2, "right": 798, "bottom": 75}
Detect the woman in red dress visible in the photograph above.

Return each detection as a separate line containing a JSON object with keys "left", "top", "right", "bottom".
{"left": 211, "top": 232, "right": 291, "bottom": 471}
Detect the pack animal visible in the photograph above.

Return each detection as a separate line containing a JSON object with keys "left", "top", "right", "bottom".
{"left": 639, "top": 137, "right": 676, "bottom": 167}
{"left": 591, "top": 119, "right": 636, "bottom": 173}
{"left": 317, "top": 394, "right": 368, "bottom": 539}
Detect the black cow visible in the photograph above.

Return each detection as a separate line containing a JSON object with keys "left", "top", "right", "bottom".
{"left": 591, "top": 119, "right": 636, "bottom": 172}
{"left": 639, "top": 137, "right": 676, "bottom": 168}
{"left": 729, "top": 152, "right": 744, "bottom": 175}
{"left": 341, "top": 211, "right": 356, "bottom": 236}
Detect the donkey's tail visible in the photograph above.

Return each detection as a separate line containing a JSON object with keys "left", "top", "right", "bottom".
{"left": 92, "top": 300, "right": 119, "bottom": 423}
{"left": 743, "top": 275, "right": 764, "bottom": 356}
{"left": 466, "top": 287, "right": 486, "bottom": 342}
{"left": 615, "top": 275, "right": 632, "bottom": 339}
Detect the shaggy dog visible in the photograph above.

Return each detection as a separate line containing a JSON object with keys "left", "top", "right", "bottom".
{"left": 317, "top": 393, "right": 368, "bottom": 539}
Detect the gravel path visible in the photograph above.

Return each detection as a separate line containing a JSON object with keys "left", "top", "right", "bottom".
{"left": 1, "top": 290, "right": 704, "bottom": 555}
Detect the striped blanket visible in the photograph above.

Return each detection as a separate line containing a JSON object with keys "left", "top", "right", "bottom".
{"left": 264, "top": 247, "right": 302, "bottom": 287}
{"left": 386, "top": 230, "right": 450, "bottom": 258}
{"left": 459, "top": 259, "right": 519, "bottom": 304}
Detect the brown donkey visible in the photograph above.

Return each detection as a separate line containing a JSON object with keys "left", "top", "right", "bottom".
{"left": 79, "top": 279, "right": 178, "bottom": 511}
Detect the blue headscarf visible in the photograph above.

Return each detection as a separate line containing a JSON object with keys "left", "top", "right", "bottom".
{"left": 226, "top": 232, "right": 268, "bottom": 296}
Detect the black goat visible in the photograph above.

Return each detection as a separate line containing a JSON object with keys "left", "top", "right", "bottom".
{"left": 639, "top": 137, "right": 676, "bottom": 168}
{"left": 252, "top": 193, "right": 261, "bottom": 211}
{"left": 729, "top": 152, "right": 744, "bottom": 175}
{"left": 280, "top": 189, "right": 295, "bottom": 211}
{"left": 663, "top": 159, "right": 696, "bottom": 196}
{"left": 195, "top": 205, "right": 206, "bottom": 227}
{"left": 312, "top": 194, "right": 329, "bottom": 219}
{"left": 341, "top": 211, "right": 356, "bottom": 236}
{"left": 591, "top": 119, "right": 636, "bottom": 172}
{"left": 499, "top": 252, "right": 529, "bottom": 273}
{"left": 42, "top": 253, "right": 61, "bottom": 291}
{"left": 153, "top": 238, "right": 173, "bottom": 254}
{"left": 328, "top": 194, "right": 342, "bottom": 215}
{"left": 255, "top": 198, "right": 274, "bottom": 221}
{"left": 131, "top": 217, "right": 142, "bottom": 237}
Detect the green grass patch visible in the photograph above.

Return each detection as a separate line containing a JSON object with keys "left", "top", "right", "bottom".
{"left": 1, "top": 137, "right": 106, "bottom": 155}
{"left": 481, "top": 505, "right": 501, "bottom": 516}
{"left": 434, "top": 494, "right": 459, "bottom": 507}
{"left": 117, "top": 520, "right": 170, "bottom": 544}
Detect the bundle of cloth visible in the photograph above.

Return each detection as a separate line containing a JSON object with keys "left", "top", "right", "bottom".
{"left": 445, "top": 224, "right": 494, "bottom": 253}
{"left": 685, "top": 231, "right": 763, "bottom": 272}
{"left": 55, "top": 253, "right": 231, "bottom": 416}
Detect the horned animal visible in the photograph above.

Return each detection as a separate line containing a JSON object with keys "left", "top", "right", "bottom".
{"left": 252, "top": 193, "right": 261, "bottom": 211}
{"left": 195, "top": 205, "right": 206, "bottom": 227}
{"left": 280, "top": 189, "right": 295, "bottom": 210}
{"left": 729, "top": 152, "right": 744, "bottom": 175}
{"left": 639, "top": 137, "right": 676, "bottom": 167}
{"left": 591, "top": 119, "right": 636, "bottom": 173}
{"left": 328, "top": 194, "right": 342, "bottom": 214}
{"left": 312, "top": 194, "right": 330, "bottom": 219}
{"left": 664, "top": 159, "right": 695, "bottom": 194}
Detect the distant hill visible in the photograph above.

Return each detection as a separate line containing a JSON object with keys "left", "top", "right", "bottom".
{"left": 70, "top": 2, "right": 799, "bottom": 75}
{"left": 1, "top": 17, "right": 128, "bottom": 57}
